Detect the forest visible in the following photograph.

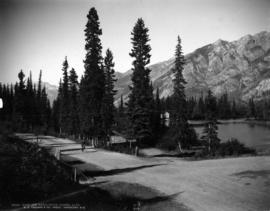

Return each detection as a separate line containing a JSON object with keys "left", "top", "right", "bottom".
{"left": 0, "top": 7, "right": 264, "bottom": 156}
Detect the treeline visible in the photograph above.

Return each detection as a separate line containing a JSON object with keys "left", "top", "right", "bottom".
{"left": 51, "top": 50, "right": 118, "bottom": 143}
{"left": 0, "top": 70, "right": 51, "bottom": 133}
{"left": 162, "top": 92, "right": 270, "bottom": 120}
{"left": 0, "top": 7, "right": 268, "bottom": 153}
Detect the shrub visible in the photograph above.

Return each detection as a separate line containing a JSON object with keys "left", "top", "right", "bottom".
{"left": 156, "top": 127, "right": 177, "bottom": 151}
{"left": 157, "top": 126, "right": 199, "bottom": 151}
{"left": 217, "top": 138, "right": 256, "bottom": 156}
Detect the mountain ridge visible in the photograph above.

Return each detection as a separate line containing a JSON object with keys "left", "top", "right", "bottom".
{"left": 114, "top": 31, "right": 270, "bottom": 105}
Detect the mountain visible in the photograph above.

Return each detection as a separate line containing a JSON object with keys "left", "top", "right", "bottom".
{"left": 44, "top": 31, "right": 270, "bottom": 105}
{"left": 114, "top": 31, "right": 270, "bottom": 105}
{"left": 43, "top": 82, "right": 58, "bottom": 103}
{"left": 35, "top": 82, "right": 58, "bottom": 104}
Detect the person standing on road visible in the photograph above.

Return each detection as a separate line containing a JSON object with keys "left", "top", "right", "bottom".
{"left": 81, "top": 140, "right": 86, "bottom": 152}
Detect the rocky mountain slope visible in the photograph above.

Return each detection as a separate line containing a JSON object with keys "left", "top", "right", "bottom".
{"left": 115, "top": 31, "right": 270, "bottom": 104}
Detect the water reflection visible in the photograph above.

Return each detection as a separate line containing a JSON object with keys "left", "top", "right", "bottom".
{"left": 194, "top": 121, "right": 270, "bottom": 147}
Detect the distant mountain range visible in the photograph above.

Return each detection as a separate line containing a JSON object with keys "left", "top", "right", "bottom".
{"left": 115, "top": 31, "right": 270, "bottom": 105}
{"left": 45, "top": 31, "right": 270, "bottom": 105}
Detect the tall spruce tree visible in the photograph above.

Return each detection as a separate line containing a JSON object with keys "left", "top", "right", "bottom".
{"left": 25, "top": 72, "right": 35, "bottom": 130}
{"left": 14, "top": 70, "right": 26, "bottom": 130}
{"left": 35, "top": 70, "right": 43, "bottom": 126}
{"left": 170, "top": 36, "right": 192, "bottom": 151}
{"left": 60, "top": 57, "right": 70, "bottom": 135}
{"left": 127, "top": 18, "right": 153, "bottom": 146}
{"left": 79, "top": 7, "right": 105, "bottom": 141}
{"left": 201, "top": 90, "right": 220, "bottom": 155}
{"left": 101, "top": 49, "right": 117, "bottom": 140}
{"left": 69, "top": 68, "right": 80, "bottom": 137}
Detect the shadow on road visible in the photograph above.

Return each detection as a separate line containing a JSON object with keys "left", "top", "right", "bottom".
{"left": 49, "top": 182, "right": 187, "bottom": 211}
{"left": 83, "top": 163, "right": 165, "bottom": 177}
{"left": 151, "top": 152, "right": 195, "bottom": 158}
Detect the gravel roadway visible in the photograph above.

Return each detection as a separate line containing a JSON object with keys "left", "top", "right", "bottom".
{"left": 16, "top": 133, "right": 270, "bottom": 211}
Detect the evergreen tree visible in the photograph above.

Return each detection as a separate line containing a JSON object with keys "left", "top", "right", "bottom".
{"left": 115, "top": 94, "right": 129, "bottom": 134}
{"left": 118, "top": 95, "right": 124, "bottom": 115}
{"left": 40, "top": 86, "right": 50, "bottom": 131}
{"left": 191, "top": 93, "right": 205, "bottom": 120}
{"left": 153, "top": 88, "right": 162, "bottom": 135}
{"left": 101, "top": 49, "right": 117, "bottom": 140}
{"left": 79, "top": 7, "right": 105, "bottom": 141}
{"left": 218, "top": 92, "right": 231, "bottom": 119}
{"left": 170, "top": 36, "right": 193, "bottom": 151}
{"left": 231, "top": 99, "right": 237, "bottom": 119}
{"left": 34, "top": 70, "right": 51, "bottom": 132}
{"left": 35, "top": 70, "right": 43, "bottom": 126}
{"left": 187, "top": 97, "right": 196, "bottom": 119}
{"left": 69, "top": 68, "right": 80, "bottom": 137}
{"left": 198, "top": 93, "right": 205, "bottom": 119}
{"left": 52, "top": 79, "right": 62, "bottom": 133}
{"left": 248, "top": 98, "right": 256, "bottom": 118}
{"left": 201, "top": 90, "right": 220, "bottom": 155}
{"left": 37, "top": 70, "right": 42, "bottom": 100}
{"left": 25, "top": 72, "right": 35, "bottom": 130}
{"left": 14, "top": 70, "right": 26, "bottom": 130}
{"left": 60, "top": 57, "right": 70, "bottom": 135}
{"left": 262, "top": 99, "right": 270, "bottom": 120}
{"left": 127, "top": 18, "right": 154, "bottom": 146}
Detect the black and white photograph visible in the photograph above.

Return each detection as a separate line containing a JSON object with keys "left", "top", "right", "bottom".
{"left": 0, "top": 0, "right": 270, "bottom": 210}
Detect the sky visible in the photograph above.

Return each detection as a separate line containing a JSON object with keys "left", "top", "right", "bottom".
{"left": 0, "top": 0, "right": 270, "bottom": 85}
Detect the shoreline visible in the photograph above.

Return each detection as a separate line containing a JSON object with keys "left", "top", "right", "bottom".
{"left": 189, "top": 118, "right": 270, "bottom": 126}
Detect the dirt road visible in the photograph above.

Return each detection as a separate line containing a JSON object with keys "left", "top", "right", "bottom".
{"left": 16, "top": 134, "right": 270, "bottom": 211}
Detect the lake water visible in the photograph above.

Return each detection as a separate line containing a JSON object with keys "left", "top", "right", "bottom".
{"left": 194, "top": 122, "right": 270, "bottom": 148}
